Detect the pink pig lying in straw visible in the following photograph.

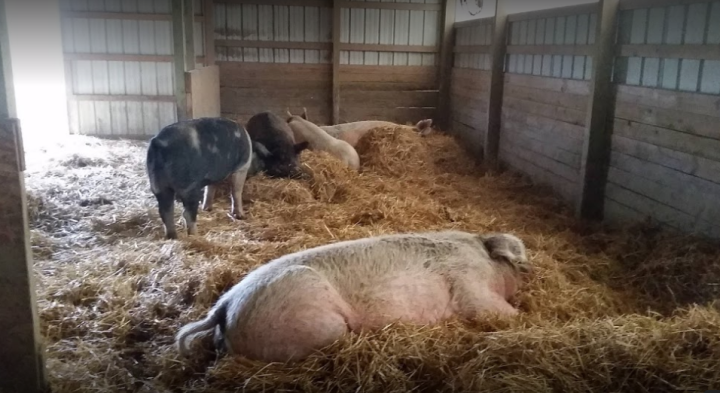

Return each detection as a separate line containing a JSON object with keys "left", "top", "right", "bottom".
{"left": 176, "top": 230, "right": 532, "bottom": 363}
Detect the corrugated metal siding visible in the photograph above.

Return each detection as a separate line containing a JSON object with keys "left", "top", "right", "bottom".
{"left": 506, "top": 12, "right": 597, "bottom": 81}
{"left": 454, "top": 20, "right": 492, "bottom": 70}
{"left": 614, "top": 1, "right": 720, "bottom": 94}
{"left": 340, "top": 0, "right": 440, "bottom": 66}
{"left": 60, "top": 0, "right": 209, "bottom": 137}
{"left": 214, "top": 4, "right": 333, "bottom": 64}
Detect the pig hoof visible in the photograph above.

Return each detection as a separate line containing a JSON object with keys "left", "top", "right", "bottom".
{"left": 165, "top": 233, "right": 178, "bottom": 240}
{"left": 227, "top": 212, "right": 245, "bottom": 221}
{"left": 202, "top": 205, "right": 213, "bottom": 212}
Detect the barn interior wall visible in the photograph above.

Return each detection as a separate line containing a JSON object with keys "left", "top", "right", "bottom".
{"left": 58, "top": 0, "right": 206, "bottom": 138}
{"left": 449, "top": 0, "right": 720, "bottom": 240}
{"left": 216, "top": 0, "right": 443, "bottom": 126}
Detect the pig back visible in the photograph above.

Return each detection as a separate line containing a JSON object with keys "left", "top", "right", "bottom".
{"left": 298, "top": 234, "right": 484, "bottom": 327}
{"left": 150, "top": 117, "right": 251, "bottom": 188}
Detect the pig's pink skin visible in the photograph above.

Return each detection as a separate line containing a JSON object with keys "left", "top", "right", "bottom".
{"left": 178, "top": 231, "right": 529, "bottom": 363}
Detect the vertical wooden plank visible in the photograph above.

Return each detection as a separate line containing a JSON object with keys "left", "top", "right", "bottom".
{"left": 435, "top": 0, "right": 454, "bottom": 131}
{"left": 577, "top": 0, "right": 617, "bottom": 220}
{"left": 484, "top": 0, "right": 508, "bottom": 169}
{"left": 203, "top": 0, "right": 215, "bottom": 65}
{"left": 0, "top": 8, "right": 47, "bottom": 391}
{"left": 332, "top": 0, "right": 341, "bottom": 124}
{"left": 0, "top": 118, "right": 49, "bottom": 393}
{"left": 172, "top": 0, "right": 187, "bottom": 120}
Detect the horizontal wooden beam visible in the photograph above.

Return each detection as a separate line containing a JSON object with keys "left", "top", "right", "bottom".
{"left": 215, "top": 40, "right": 438, "bottom": 53}
{"left": 453, "top": 45, "right": 491, "bottom": 54}
{"left": 62, "top": 11, "right": 204, "bottom": 22}
{"left": 216, "top": 39, "right": 332, "bottom": 50}
{"left": 618, "top": 44, "right": 720, "bottom": 61}
{"left": 69, "top": 94, "right": 176, "bottom": 102}
{"left": 507, "top": 44, "right": 594, "bottom": 56}
{"left": 337, "top": 1, "right": 441, "bottom": 11}
{"left": 214, "top": 0, "right": 331, "bottom": 6}
{"left": 454, "top": 17, "right": 494, "bottom": 30}
{"left": 619, "top": 0, "right": 711, "bottom": 10}
{"left": 65, "top": 53, "right": 205, "bottom": 63}
{"left": 507, "top": 3, "right": 598, "bottom": 23}
{"left": 341, "top": 43, "right": 439, "bottom": 53}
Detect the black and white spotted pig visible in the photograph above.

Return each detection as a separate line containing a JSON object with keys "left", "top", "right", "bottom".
{"left": 146, "top": 117, "right": 253, "bottom": 239}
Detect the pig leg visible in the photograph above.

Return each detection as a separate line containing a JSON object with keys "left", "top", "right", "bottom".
{"left": 450, "top": 280, "right": 519, "bottom": 319}
{"left": 228, "top": 164, "right": 250, "bottom": 220}
{"left": 155, "top": 189, "right": 177, "bottom": 240}
{"left": 202, "top": 184, "right": 216, "bottom": 212}
{"left": 180, "top": 188, "right": 203, "bottom": 236}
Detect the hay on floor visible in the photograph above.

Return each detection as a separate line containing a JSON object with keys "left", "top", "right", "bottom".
{"left": 25, "top": 126, "right": 720, "bottom": 393}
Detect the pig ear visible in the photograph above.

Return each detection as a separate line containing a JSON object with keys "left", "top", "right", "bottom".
{"left": 301, "top": 107, "right": 308, "bottom": 120}
{"left": 294, "top": 141, "right": 309, "bottom": 154}
{"left": 481, "top": 233, "right": 531, "bottom": 273}
{"left": 253, "top": 141, "right": 272, "bottom": 158}
{"left": 285, "top": 108, "right": 293, "bottom": 119}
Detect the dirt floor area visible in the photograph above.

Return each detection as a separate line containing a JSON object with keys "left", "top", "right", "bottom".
{"left": 24, "top": 126, "right": 720, "bottom": 392}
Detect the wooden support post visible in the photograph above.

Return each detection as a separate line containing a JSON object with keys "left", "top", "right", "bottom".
{"left": 484, "top": 0, "right": 508, "bottom": 169}
{"left": 332, "top": 0, "right": 341, "bottom": 125}
{"left": 0, "top": 2, "right": 47, "bottom": 390}
{"left": 436, "top": 0, "right": 456, "bottom": 131}
{"left": 576, "top": 0, "right": 619, "bottom": 220}
{"left": 203, "top": 0, "right": 215, "bottom": 66}
{"left": 0, "top": 119, "right": 49, "bottom": 393}
{"left": 172, "top": 0, "right": 188, "bottom": 121}
{"left": 183, "top": 0, "right": 196, "bottom": 72}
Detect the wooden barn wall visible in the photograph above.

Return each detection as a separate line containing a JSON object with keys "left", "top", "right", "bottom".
{"left": 604, "top": 1, "right": 720, "bottom": 238}
{"left": 447, "top": 0, "right": 720, "bottom": 239}
{"left": 216, "top": 0, "right": 442, "bottom": 126}
{"left": 499, "top": 7, "right": 597, "bottom": 204}
{"left": 214, "top": 2, "right": 333, "bottom": 124}
{"left": 450, "top": 19, "right": 492, "bottom": 156}
{"left": 59, "top": 0, "right": 207, "bottom": 138}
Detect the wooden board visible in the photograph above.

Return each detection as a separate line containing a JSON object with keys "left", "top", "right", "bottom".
{"left": 450, "top": 119, "right": 485, "bottom": 157}
{"left": 616, "top": 84, "right": 720, "bottom": 120}
{"left": 611, "top": 134, "right": 720, "bottom": 185}
{"left": 338, "top": 107, "right": 435, "bottom": 124}
{"left": 186, "top": 65, "right": 220, "bottom": 118}
{"left": 607, "top": 166, "right": 720, "bottom": 223}
{"left": 504, "top": 73, "right": 591, "bottom": 95}
{"left": 500, "top": 130, "right": 581, "bottom": 182}
{"left": 612, "top": 118, "right": 720, "bottom": 162}
{"left": 341, "top": 90, "right": 438, "bottom": 108}
{"left": 219, "top": 62, "right": 333, "bottom": 124}
{"left": 614, "top": 101, "right": 720, "bottom": 141}
{"left": 0, "top": 119, "right": 48, "bottom": 392}
{"left": 604, "top": 181, "right": 720, "bottom": 238}
{"left": 502, "top": 95, "right": 587, "bottom": 127}
{"left": 503, "top": 83, "right": 588, "bottom": 111}
{"left": 499, "top": 144, "right": 578, "bottom": 203}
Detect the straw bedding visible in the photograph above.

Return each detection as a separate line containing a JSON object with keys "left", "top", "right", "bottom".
{"left": 24, "top": 125, "right": 720, "bottom": 393}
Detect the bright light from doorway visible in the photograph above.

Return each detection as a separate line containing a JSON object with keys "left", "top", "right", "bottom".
{"left": 5, "top": 0, "right": 69, "bottom": 148}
